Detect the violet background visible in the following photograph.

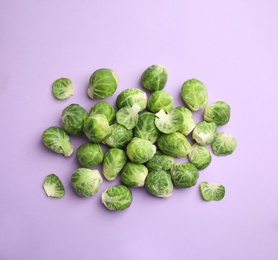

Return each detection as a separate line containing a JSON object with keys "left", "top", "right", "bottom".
{"left": 1, "top": 1, "right": 278, "bottom": 259}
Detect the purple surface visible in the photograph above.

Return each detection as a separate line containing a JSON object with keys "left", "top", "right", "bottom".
{"left": 1, "top": 1, "right": 278, "bottom": 259}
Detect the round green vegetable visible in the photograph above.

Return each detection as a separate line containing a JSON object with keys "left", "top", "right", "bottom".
{"left": 116, "top": 104, "right": 141, "bottom": 130}
{"left": 147, "top": 90, "right": 173, "bottom": 113}
{"left": 176, "top": 106, "right": 196, "bottom": 136}
{"left": 212, "top": 132, "right": 237, "bottom": 156}
{"left": 145, "top": 151, "right": 174, "bottom": 172}
{"left": 121, "top": 162, "right": 148, "bottom": 187}
{"left": 89, "top": 102, "right": 116, "bottom": 125}
{"left": 52, "top": 77, "right": 74, "bottom": 100}
{"left": 188, "top": 143, "right": 211, "bottom": 170}
{"left": 204, "top": 101, "right": 231, "bottom": 125}
{"left": 192, "top": 121, "right": 218, "bottom": 146}
{"left": 200, "top": 182, "right": 225, "bottom": 201}
{"left": 43, "top": 174, "right": 65, "bottom": 198}
{"left": 76, "top": 143, "right": 103, "bottom": 168}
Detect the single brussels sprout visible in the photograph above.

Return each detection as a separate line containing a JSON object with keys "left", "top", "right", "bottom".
{"left": 147, "top": 90, "right": 173, "bottom": 113}
{"left": 89, "top": 101, "right": 116, "bottom": 125}
{"left": 102, "top": 185, "right": 132, "bottom": 211}
{"left": 181, "top": 78, "right": 208, "bottom": 111}
{"left": 157, "top": 132, "right": 191, "bottom": 157}
{"left": 133, "top": 112, "right": 161, "bottom": 143}
{"left": 76, "top": 143, "right": 103, "bottom": 168}
{"left": 200, "top": 182, "right": 225, "bottom": 201}
{"left": 141, "top": 64, "right": 168, "bottom": 92}
{"left": 188, "top": 143, "right": 211, "bottom": 170}
{"left": 83, "top": 114, "right": 111, "bottom": 143}
{"left": 176, "top": 106, "right": 196, "bottom": 136}
{"left": 126, "top": 137, "right": 156, "bottom": 164}
{"left": 71, "top": 168, "right": 102, "bottom": 197}
{"left": 102, "top": 123, "right": 133, "bottom": 148}
{"left": 145, "top": 170, "right": 173, "bottom": 198}
{"left": 88, "top": 68, "right": 119, "bottom": 99}
{"left": 212, "top": 132, "right": 237, "bottom": 156}
{"left": 52, "top": 77, "right": 74, "bottom": 100}
{"left": 43, "top": 174, "right": 65, "bottom": 198}
{"left": 116, "top": 88, "right": 147, "bottom": 111}
{"left": 121, "top": 162, "right": 148, "bottom": 187}
{"left": 204, "top": 101, "right": 231, "bottom": 126}
{"left": 42, "top": 126, "right": 74, "bottom": 157}
{"left": 116, "top": 104, "right": 141, "bottom": 130}
{"left": 192, "top": 121, "right": 218, "bottom": 146}
{"left": 102, "top": 148, "right": 127, "bottom": 181}
{"left": 145, "top": 151, "right": 174, "bottom": 171}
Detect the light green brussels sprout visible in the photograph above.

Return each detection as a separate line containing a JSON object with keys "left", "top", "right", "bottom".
{"left": 126, "top": 137, "right": 156, "bottom": 164}
{"left": 116, "top": 104, "right": 141, "bottom": 130}
{"left": 102, "top": 148, "right": 127, "bottom": 181}
{"left": 188, "top": 143, "right": 211, "bottom": 170}
{"left": 102, "top": 185, "right": 132, "bottom": 211}
{"left": 181, "top": 78, "right": 208, "bottom": 111}
{"left": 133, "top": 112, "right": 161, "bottom": 143}
{"left": 89, "top": 102, "right": 116, "bottom": 125}
{"left": 61, "top": 104, "right": 88, "bottom": 135}
{"left": 76, "top": 143, "right": 103, "bottom": 168}
{"left": 157, "top": 132, "right": 191, "bottom": 157}
{"left": 204, "top": 101, "right": 231, "bottom": 125}
{"left": 121, "top": 162, "right": 148, "bottom": 187}
{"left": 52, "top": 77, "right": 74, "bottom": 100}
{"left": 116, "top": 88, "right": 147, "bottom": 111}
{"left": 71, "top": 168, "right": 102, "bottom": 197}
{"left": 170, "top": 162, "right": 199, "bottom": 188}
{"left": 192, "top": 121, "right": 218, "bottom": 146}
{"left": 200, "top": 182, "right": 225, "bottom": 201}
{"left": 212, "top": 132, "right": 237, "bottom": 156}
{"left": 176, "top": 106, "right": 196, "bottom": 136}
{"left": 83, "top": 114, "right": 111, "bottom": 143}
{"left": 42, "top": 126, "right": 74, "bottom": 157}
{"left": 145, "top": 170, "right": 173, "bottom": 198}
{"left": 145, "top": 151, "right": 174, "bottom": 171}
{"left": 141, "top": 64, "right": 168, "bottom": 92}
{"left": 147, "top": 90, "right": 173, "bottom": 113}
{"left": 88, "top": 68, "right": 119, "bottom": 99}
{"left": 43, "top": 174, "right": 65, "bottom": 198}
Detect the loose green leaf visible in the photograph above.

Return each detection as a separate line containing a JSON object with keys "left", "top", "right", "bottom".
{"left": 43, "top": 174, "right": 65, "bottom": 198}
{"left": 200, "top": 182, "right": 225, "bottom": 201}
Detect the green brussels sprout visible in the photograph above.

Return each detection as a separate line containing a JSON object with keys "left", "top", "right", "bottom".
{"left": 102, "top": 148, "right": 127, "bottom": 181}
{"left": 200, "top": 182, "right": 225, "bottom": 201}
{"left": 121, "top": 162, "right": 148, "bottom": 187}
{"left": 89, "top": 101, "right": 116, "bottom": 125}
{"left": 145, "top": 151, "right": 174, "bottom": 171}
{"left": 170, "top": 162, "right": 199, "bottom": 188}
{"left": 88, "top": 68, "right": 119, "bottom": 99}
{"left": 192, "top": 121, "right": 218, "bottom": 146}
{"left": 181, "top": 78, "right": 208, "bottom": 111}
{"left": 188, "top": 143, "right": 211, "bottom": 170}
{"left": 126, "top": 137, "right": 156, "bottom": 164}
{"left": 212, "top": 132, "right": 237, "bottom": 156}
{"left": 157, "top": 132, "right": 191, "bottom": 157}
{"left": 116, "top": 104, "right": 141, "bottom": 130}
{"left": 176, "top": 106, "right": 196, "bottom": 136}
{"left": 102, "top": 185, "right": 132, "bottom": 211}
{"left": 43, "top": 174, "right": 65, "bottom": 198}
{"left": 61, "top": 104, "right": 88, "bottom": 135}
{"left": 42, "top": 126, "right": 74, "bottom": 157}
{"left": 76, "top": 143, "right": 103, "bottom": 168}
{"left": 52, "top": 77, "right": 74, "bottom": 100}
{"left": 204, "top": 101, "right": 231, "bottom": 126}
{"left": 71, "top": 168, "right": 102, "bottom": 197}
{"left": 141, "top": 64, "right": 168, "bottom": 92}
{"left": 83, "top": 114, "right": 111, "bottom": 143}
{"left": 145, "top": 170, "right": 173, "bottom": 198}
{"left": 133, "top": 112, "right": 161, "bottom": 143}
{"left": 147, "top": 90, "right": 173, "bottom": 113}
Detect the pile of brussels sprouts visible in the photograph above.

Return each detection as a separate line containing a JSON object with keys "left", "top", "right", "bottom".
{"left": 42, "top": 65, "right": 237, "bottom": 210}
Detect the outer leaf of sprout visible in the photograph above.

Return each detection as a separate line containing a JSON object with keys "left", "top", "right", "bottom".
{"left": 212, "top": 132, "right": 237, "bottom": 156}
{"left": 52, "top": 78, "right": 74, "bottom": 100}
{"left": 116, "top": 104, "right": 141, "bottom": 130}
{"left": 43, "top": 174, "right": 65, "bottom": 198}
{"left": 188, "top": 143, "right": 212, "bottom": 170}
{"left": 200, "top": 182, "right": 225, "bottom": 201}
{"left": 121, "top": 162, "right": 148, "bottom": 187}
{"left": 192, "top": 121, "right": 218, "bottom": 146}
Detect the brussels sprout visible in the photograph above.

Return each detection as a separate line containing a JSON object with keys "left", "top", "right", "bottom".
{"left": 192, "top": 121, "right": 218, "bottom": 146}
{"left": 71, "top": 168, "right": 102, "bottom": 197}
{"left": 88, "top": 68, "right": 119, "bottom": 99}
{"left": 42, "top": 126, "right": 74, "bottom": 157}
{"left": 157, "top": 132, "right": 191, "bottom": 157}
{"left": 43, "top": 174, "right": 65, "bottom": 198}
{"left": 170, "top": 162, "right": 199, "bottom": 188}
{"left": 176, "top": 106, "right": 196, "bottom": 136}
{"left": 145, "top": 151, "right": 174, "bottom": 171}
{"left": 89, "top": 101, "right": 116, "bottom": 125}
{"left": 126, "top": 137, "right": 156, "bottom": 164}
{"left": 147, "top": 90, "right": 173, "bottom": 113}
{"left": 116, "top": 88, "right": 147, "bottom": 111}
{"left": 102, "top": 148, "right": 127, "bottom": 181}
{"left": 83, "top": 114, "right": 111, "bottom": 143}
{"left": 52, "top": 77, "right": 74, "bottom": 100}
{"left": 141, "top": 64, "right": 168, "bottom": 92}
{"left": 212, "top": 132, "right": 237, "bottom": 156}
{"left": 76, "top": 143, "right": 103, "bottom": 168}
{"left": 204, "top": 101, "right": 231, "bottom": 126}
{"left": 145, "top": 170, "right": 173, "bottom": 198}
{"left": 181, "top": 78, "right": 208, "bottom": 111}
{"left": 116, "top": 104, "right": 141, "bottom": 130}
{"left": 188, "top": 143, "right": 211, "bottom": 170}
{"left": 200, "top": 182, "right": 225, "bottom": 201}
{"left": 121, "top": 162, "right": 148, "bottom": 187}
{"left": 102, "top": 185, "right": 133, "bottom": 211}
